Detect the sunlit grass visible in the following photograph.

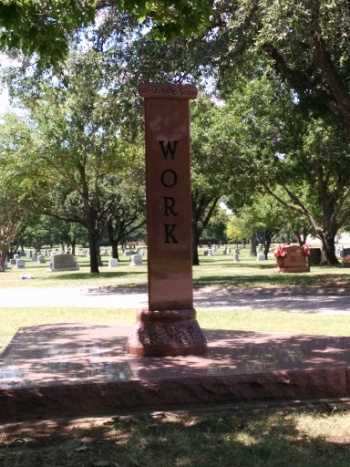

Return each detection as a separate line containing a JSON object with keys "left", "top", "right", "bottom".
{"left": 2, "top": 248, "right": 350, "bottom": 289}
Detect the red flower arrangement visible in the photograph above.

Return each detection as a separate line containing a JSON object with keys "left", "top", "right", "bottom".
{"left": 302, "top": 244, "right": 310, "bottom": 257}
{"left": 272, "top": 243, "right": 310, "bottom": 258}
{"left": 272, "top": 244, "right": 288, "bottom": 258}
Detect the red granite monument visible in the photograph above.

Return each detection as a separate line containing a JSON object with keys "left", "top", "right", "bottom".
{"left": 126, "top": 82, "right": 207, "bottom": 356}
{"left": 275, "top": 245, "right": 310, "bottom": 273}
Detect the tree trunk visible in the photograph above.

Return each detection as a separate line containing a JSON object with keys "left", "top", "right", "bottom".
{"left": 111, "top": 241, "right": 119, "bottom": 260}
{"left": 71, "top": 240, "right": 76, "bottom": 256}
{"left": 106, "top": 223, "right": 120, "bottom": 260}
{"left": 0, "top": 256, "right": 6, "bottom": 272}
{"left": 192, "top": 237, "right": 200, "bottom": 266}
{"left": 87, "top": 219, "right": 100, "bottom": 273}
{"left": 318, "top": 231, "right": 339, "bottom": 265}
{"left": 264, "top": 230, "right": 274, "bottom": 259}
{"left": 250, "top": 234, "right": 258, "bottom": 257}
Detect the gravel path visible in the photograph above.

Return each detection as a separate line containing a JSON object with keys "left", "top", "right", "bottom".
{"left": 1, "top": 285, "right": 350, "bottom": 315}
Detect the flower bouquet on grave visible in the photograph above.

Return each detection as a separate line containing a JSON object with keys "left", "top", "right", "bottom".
{"left": 272, "top": 244, "right": 288, "bottom": 258}
{"left": 302, "top": 244, "right": 310, "bottom": 257}
{"left": 272, "top": 244, "right": 288, "bottom": 268}
{"left": 342, "top": 255, "right": 350, "bottom": 265}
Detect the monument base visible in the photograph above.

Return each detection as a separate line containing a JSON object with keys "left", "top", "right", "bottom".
{"left": 276, "top": 266, "right": 310, "bottom": 273}
{"left": 126, "top": 308, "right": 207, "bottom": 356}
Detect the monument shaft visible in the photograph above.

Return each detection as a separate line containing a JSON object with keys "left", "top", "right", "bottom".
{"left": 127, "top": 83, "right": 207, "bottom": 356}
{"left": 142, "top": 85, "right": 195, "bottom": 310}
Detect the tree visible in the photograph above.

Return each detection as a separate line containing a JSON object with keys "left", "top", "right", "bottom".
{"left": 101, "top": 172, "right": 146, "bottom": 260}
{"left": 216, "top": 70, "right": 350, "bottom": 264}
{"left": 6, "top": 47, "right": 144, "bottom": 273}
{"left": 200, "top": 207, "right": 229, "bottom": 245}
{"left": 226, "top": 215, "right": 247, "bottom": 248}
{"left": 0, "top": 1, "right": 212, "bottom": 66}
{"left": 190, "top": 95, "right": 233, "bottom": 265}
{"left": 0, "top": 113, "right": 34, "bottom": 270}
{"left": 230, "top": 194, "right": 286, "bottom": 259}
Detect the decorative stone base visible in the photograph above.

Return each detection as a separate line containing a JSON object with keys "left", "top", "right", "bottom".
{"left": 276, "top": 266, "right": 310, "bottom": 273}
{"left": 126, "top": 308, "right": 207, "bottom": 356}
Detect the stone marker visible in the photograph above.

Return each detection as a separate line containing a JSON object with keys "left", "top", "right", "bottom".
{"left": 108, "top": 258, "right": 118, "bottom": 268}
{"left": 48, "top": 254, "right": 79, "bottom": 272}
{"left": 127, "top": 82, "right": 207, "bottom": 356}
{"left": 16, "top": 259, "right": 25, "bottom": 269}
{"left": 130, "top": 254, "right": 143, "bottom": 266}
{"left": 257, "top": 253, "right": 266, "bottom": 261}
{"left": 275, "top": 245, "right": 310, "bottom": 273}
{"left": 308, "top": 248, "right": 321, "bottom": 266}
{"left": 37, "top": 255, "right": 46, "bottom": 264}
{"left": 342, "top": 247, "right": 350, "bottom": 257}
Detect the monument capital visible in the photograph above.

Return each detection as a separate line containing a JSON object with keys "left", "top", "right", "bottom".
{"left": 138, "top": 82, "right": 198, "bottom": 100}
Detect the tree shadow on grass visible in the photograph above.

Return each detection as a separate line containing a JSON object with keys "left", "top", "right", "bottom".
{"left": 1, "top": 406, "right": 350, "bottom": 467}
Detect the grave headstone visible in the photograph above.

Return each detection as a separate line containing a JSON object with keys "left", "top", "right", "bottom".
{"left": 342, "top": 247, "right": 350, "bottom": 257}
{"left": 37, "top": 255, "right": 46, "bottom": 264}
{"left": 13, "top": 254, "right": 19, "bottom": 260}
{"left": 234, "top": 248, "right": 240, "bottom": 262}
{"left": 130, "top": 254, "right": 143, "bottom": 266}
{"left": 275, "top": 245, "right": 310, "bottom": 273}
{"left": 48, "top": 254, "right": 79, "bottom": 272}
{"left": 108, "top": 258, "right": 118, "bottom": 268}
{"left": 9, "top": 258, "right": 16, "bottom": 265}
{"left": 308, "top": 248, "right": 321, "bottom": 266}
{"left": 16, "top": 259, "right": 25, "bottom": 269}
{"left": 257, "top": 253, "right": 266, "bottom": 261}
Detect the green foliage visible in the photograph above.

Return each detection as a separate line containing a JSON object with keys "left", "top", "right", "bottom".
{"left": 0, "top": 0, "right": 96, "bottom": 66}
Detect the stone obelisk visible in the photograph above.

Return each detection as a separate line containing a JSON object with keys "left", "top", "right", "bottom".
{"left": 126, "top": 82, "right": 207, "bottom": 356}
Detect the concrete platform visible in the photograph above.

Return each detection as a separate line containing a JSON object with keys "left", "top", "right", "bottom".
{"left": 1, "top": 323, "right": 350, "bottom": 421}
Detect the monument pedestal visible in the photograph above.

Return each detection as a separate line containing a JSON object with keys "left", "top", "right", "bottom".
{"left": 127, "top": 308, "right": 207, "bottom": 356}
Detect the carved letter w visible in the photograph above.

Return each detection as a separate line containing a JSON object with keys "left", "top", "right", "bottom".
{"left": 158, "top": 141, "right": 178, "bottom": 160}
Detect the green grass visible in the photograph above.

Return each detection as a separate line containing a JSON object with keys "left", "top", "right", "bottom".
{"left": 3, "top": 249, "right": 350, "bottom": 289}
{"left": 1, "top": 247, "right": 350, "bottom": 466}
{"left": 2, "top": 307, "right": 350, "bottom": 352}
{"left": 0, "top": 307, "right": 136, "bottom": 351}
{"left": 1, "top": 404, "right": 350, "bottom": 466}
{"left": 1, "top": 247, "right": 350, "bottom": 349}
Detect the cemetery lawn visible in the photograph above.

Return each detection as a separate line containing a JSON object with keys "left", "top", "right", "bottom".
{"left": 2, "top": 307, "right": 350, "bottom": 352}
{"left": 3, "top": 248, "right": 350, "bottom": 289}
{"left": 2, "top": 248, "right": 350, "bottom": 349}
{"left": 2, "top": 248, "right": 350, "bottom": 465}
{"left": 1, "top": 402, "right": 350, "bottom": 466}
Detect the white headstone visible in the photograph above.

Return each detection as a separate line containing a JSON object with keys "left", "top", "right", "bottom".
{"left": 108, "top": 258, "right": 118, "bottom": 268}
{"left": 16, "top": 259, "right": 25, "bottom": 269}
{"left": 130, "top": 254, "right": 143, "bottom": 266}
{"left": 257, "top": 253, "right": 266, "bottom": 261}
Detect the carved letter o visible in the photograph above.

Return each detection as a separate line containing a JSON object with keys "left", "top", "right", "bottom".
{"left": 160, "top": 169, "right": 177, "bottom": 188}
